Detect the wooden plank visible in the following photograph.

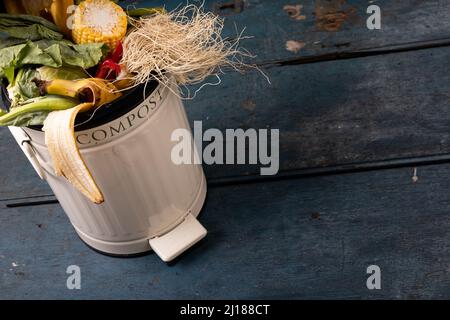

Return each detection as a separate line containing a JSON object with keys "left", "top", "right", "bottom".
{"left": 2, "top": 45, "right": 450, "bottom": 198}
{"left": 0, "top": 1, "right": 449, "bottom": 199}
{"left": 0, "top": 128, "right": 52, "bottom": 200}
{"left": 137, "top": 0, "right": 450, "bottom": 62}
{"left": 2, "top": 163, "right": 450, "bottom": 299}
{"left": 184, "top": 45, "right": 450, "bottom": 178}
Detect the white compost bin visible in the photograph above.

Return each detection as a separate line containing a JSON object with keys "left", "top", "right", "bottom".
{"left": 8, "top": 80, "right": 207, "bottom": 262}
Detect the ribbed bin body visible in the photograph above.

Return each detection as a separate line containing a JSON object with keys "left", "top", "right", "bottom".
{"left": 12, "top": 82, "right": 207, "bottom": 256}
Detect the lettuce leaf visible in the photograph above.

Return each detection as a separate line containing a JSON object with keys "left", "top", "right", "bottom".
{"left": 16, "top": 69, "right": 40, "bottom": 99}
{"left": 0, "top": 13, "right": 63, "bottom": 47}
{"left": 0, "top": 13, "right": 108, "bottom": 82}
{"left": 0, "top": 41, "right": 109, "bottom": 81}
{"left": 0, "top": 13, "right": 59, "bottom": 32}
{"left": 2, "top": 24, "right": 63, "bottom": 42}
{"left": 0, "top": 36, "right": 29, "bottom": 50}
{"left": 35, "top": 40, "right": 109, "bottom": 69}
{"left": 37, "top": 66, "right": 88, "bottom": 81}
{"left": 7, "top": 68, "right": 40, "bottom": 107}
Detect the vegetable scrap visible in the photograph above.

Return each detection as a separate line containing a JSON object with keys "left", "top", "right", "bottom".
{"left": 0, "top": 0, "right": 251, "bottom": 203}
{"left": 72, "top": 0, "right": 127, "bottom": 51}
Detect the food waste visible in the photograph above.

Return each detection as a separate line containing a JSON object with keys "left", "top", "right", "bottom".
{"left": 0, "top": 0, "right": 249, "bottom": 203}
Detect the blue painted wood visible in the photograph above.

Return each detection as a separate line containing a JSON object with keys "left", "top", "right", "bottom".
{"left": 1, "top": 0, "right": 450, "bottom": 300}
{"left": 186, "top": 45, "right": 450, "bottom": 178}
{"left": 0, "top": 128, "right": 52, "bottom": 200}
{"left": 2, "top": 44, "right": 450, "bottom": 198}
{"left": 1, "top": 163, "right": 450, "bottom": 299}
{"left": 135, "top": 0, "right": 450, "bottom": 63}
{"left": 2, "top": 0, "right": 450, "bottom": 199}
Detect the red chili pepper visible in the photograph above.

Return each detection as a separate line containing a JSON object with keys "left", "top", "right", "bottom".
{"left": 96, "top": 59, "right": 121, "bottom": 80}
{"left": 109, "top": 41, "right": 123, "bottom": 63}
{"left": 95, "top": 42, "right": 123, "bottom": 79}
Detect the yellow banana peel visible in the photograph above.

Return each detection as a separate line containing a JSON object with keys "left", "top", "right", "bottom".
{"left": 37, "top": 78, "right": 121, "bottom": 106}
{"left": 42, "top": 78, "right": 121, "bottom": 204}
{"left": 43, "top": 102, "right": 103, "bottom": 203}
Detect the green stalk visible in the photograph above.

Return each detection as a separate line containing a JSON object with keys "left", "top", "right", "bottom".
{"left": 0, "top": 95, "right": 78, "bottom": 126}
{"left": 126, "top": 7, "right": 166, "bottom": 17}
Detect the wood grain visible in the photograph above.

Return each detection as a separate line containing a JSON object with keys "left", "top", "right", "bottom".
{"left": 1, "top": 0, "right": 450, "bottom": 300}
{"left": 139, "top": 0, "right": 450, "bottom": 63}
{"left": 185, "top": 45, "right": 450, "bottom": 179}
{"left": 2, "top": 44, "right": 450, "bottom": 198}
{"left": 0, "top": 129, "right": 52, "bottom": 200}
{"left": 2, "top": 163, "right": 450, "bottom": 299}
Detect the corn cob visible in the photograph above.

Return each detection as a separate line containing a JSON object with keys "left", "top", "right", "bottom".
{"left": 72, "top": 0, "right": 127, "bottom": 51}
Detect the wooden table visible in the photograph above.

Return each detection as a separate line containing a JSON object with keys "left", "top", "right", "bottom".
{"left": 1, "top": 0, "right": 450, "bottom": 299}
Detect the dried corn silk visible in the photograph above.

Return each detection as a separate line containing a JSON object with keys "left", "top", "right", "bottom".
{"left": 121, "top": 5, "right": 255, "bottom": 97}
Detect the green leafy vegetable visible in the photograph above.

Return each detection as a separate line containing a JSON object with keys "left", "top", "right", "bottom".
{"left": 0, "top": 13, "right": 110, "bottom": 127}
{"left": 0, "top": 13, "right": 63, "bottom": 47}
{"left": 37, "top": 66, "right": 88, "bottom": 81}
{"left": 1, "top": 111, "right": 49, "bottom": 127}
{"left": 2, "top": 66, "right": 15, "bottom": 84}
{"left": 17, "top": 69, "right": 40, "bottom": 99}
{"left": 0, "top": 37, "right": 29, "bottom": 50}
{"left": 36, "top": 40, "right": 110, "bottom": 68}
{"left": 0, "top": 40, "right": 109, "bottom": 81}
{"left": 2, "top": 24, "right": 63, "bottom": 41}
{"left": 0, "top": 13, "right": 59, "bottom": 32}
{"left": 32, "top": 40, "right": 110, "bottom": 69}
{"left": 7, "top": 68, "right": 40, "bottom": 107}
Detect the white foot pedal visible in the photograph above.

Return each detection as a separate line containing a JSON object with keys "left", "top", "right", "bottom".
{"left": 149, "top": 213, "right": 207, "bottom": 262}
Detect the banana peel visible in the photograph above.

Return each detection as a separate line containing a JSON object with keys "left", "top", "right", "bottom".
{"left": 43, "top": 102, "right": 102, "bottom": 203}
{"left": 35, "top": 78, "right": 121, "bottom": 106}
{"left": 42, "top": 78, "right": 121, "bottom": 203}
